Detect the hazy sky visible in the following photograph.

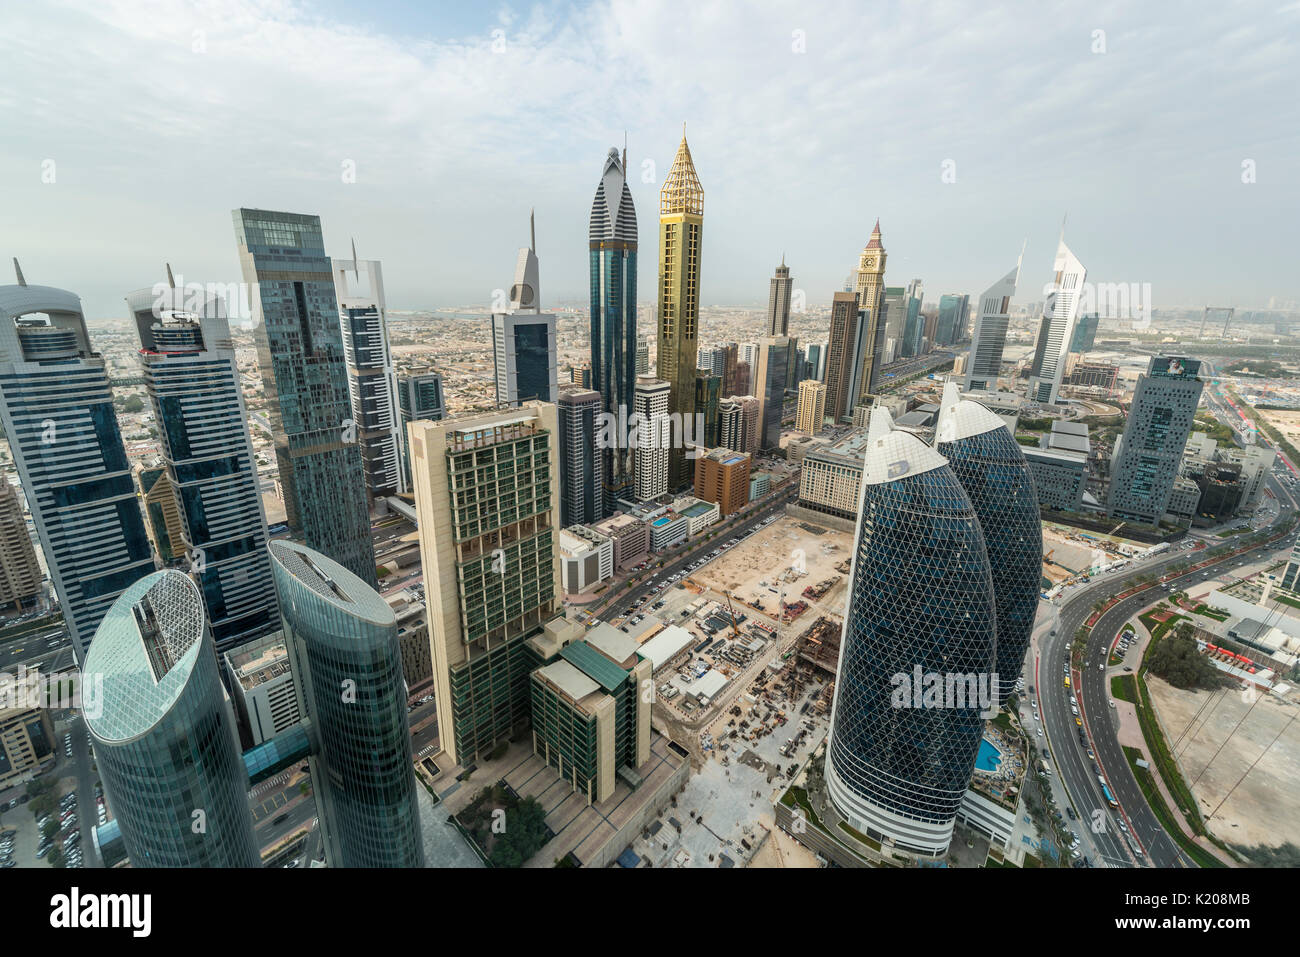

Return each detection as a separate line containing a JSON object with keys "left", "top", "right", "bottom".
{"left": 4, "top": 0, "right": 1298, "bottom": 320}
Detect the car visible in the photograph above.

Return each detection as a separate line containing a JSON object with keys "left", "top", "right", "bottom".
{"left": 35, "top": 844, "right": 51, "bottom": 859}
{"left": 1065, "top": 807, "right": 1077, "bottom": 820}
{"left": 1117, "top": 819, "right": 1128, "bottom": 832}
{"left": 1036, "top": 727, "right": 1042, "bottom": 736}
{"left": 1108, "top": 700, "right": 1116, "bottom": 709}
{"left": 1087, "top": 749, "right": 1095, "bottom": 760}
{"left": 1075, "top": 717, "right": 1083, "bottom": 726}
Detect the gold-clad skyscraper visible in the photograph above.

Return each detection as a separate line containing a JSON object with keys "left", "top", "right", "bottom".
{"left": 656, "top": 127, "right": 704, "bottom": 490}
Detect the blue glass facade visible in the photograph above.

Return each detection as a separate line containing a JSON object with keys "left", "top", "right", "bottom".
{"left": 84, "top": 571, "right": 260, "bottom": 867}
{"left": 270, "top": 540, "right": 423, "bottom": 867}
{"left": 234, "top": 209, "right": 377, "bottom": 589}
{"left": 825, "top": 431, "right": 996, "bottom": 856}
{"left": 939, "top": 425, "right": 1042, "bottom": 707}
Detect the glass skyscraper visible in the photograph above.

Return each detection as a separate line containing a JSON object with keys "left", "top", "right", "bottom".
{"left": 0, "top": 274, "right": 154, "bottom": 664}
{"left": 936, "top": 294, "right": 970, "bottom": 347}
{"left": 936, "top": 382, "right": 1042, "bottom": 708}
{"left": 126, "top": 278, "right": 279, "bottom": 655}
{"left": 233, "top": 209, "right": 378, "bottom": 589}
{"left": 397, "top": 370, "right": 444, "bottom": 488}
{"left": 84, "top": 570, "right": 261, "bottom": 867}
{"left": 269, "top": 539, "right": 424, "bottom": 867}
{"left": 558, "top": 386, "right": 601, "bottom": 528}
{"left": 825, "top": 407, "right": 997, "bottom": 857}
{"left": 588, "top": 146, "right": 639, "bottom": 515}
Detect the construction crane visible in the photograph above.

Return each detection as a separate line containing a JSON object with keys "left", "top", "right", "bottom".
{"left": 722, "top": 590, "right": 741, "bottom": 640}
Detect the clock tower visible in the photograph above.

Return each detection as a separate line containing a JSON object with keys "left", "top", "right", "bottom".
{"left": 853, "top": 219, "right": 888, "bottom": 404}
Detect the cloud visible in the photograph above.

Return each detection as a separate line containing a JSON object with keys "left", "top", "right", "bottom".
{"left": 2, "top": 0, "right": 1297, "bottom": 317}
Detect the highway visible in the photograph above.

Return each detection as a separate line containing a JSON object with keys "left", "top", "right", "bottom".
{"left": 1038, "top": 469, "right": 1298, "bottom": 867}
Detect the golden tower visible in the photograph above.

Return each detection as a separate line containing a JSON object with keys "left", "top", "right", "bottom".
{"left": 853, "top": 219, "right": 887, "bottom": 407}
{"left": 656, "top": 127, "right": 704, "bottom": 490}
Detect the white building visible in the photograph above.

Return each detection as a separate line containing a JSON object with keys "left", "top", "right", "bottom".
{"left": 634, "top": 375, "right": 671, "bottom": 500}
{"left": 1028, "top": 235, "right": 1087, "bottom": 405}
{"left": 965, "top": 254, "right": 1022, "bottom": 394}
{"left": 558, "top": 526, "right": 614, "bottom": 594}
{"left": 224, "top": 631, "right": 301, "bottom": 746}
{"left": 491, "top": 219, "right": 558, "bottom": 407}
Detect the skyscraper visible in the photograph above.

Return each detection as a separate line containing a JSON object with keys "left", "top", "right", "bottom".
{"left": 824, "top": 291, "right": 860, "bottom": 424}
{"left": 965, "top": 255, "right": 1023, "bottom": 394}
{"left": 270, "top": 540, "right": 424, "bottom": 867}
{"left": 693, "top": 448, "right": 751, "bottom": 517}
{"left": 634, "top": 376, "right": 672, "bottom": 501}
{"left": 635, "top": 337, "right": 650, "bottom": 375}
{"left": 902, "top": 279, "right": 924, "bottom": 357}
{"left": 126, "top": 276, "right": 280, "bottom": 655}
{"left": 796, "top": 379, "right": 826, "bottom": 434}
{"left": 0, "top": 270, "right": 153, "bottom": 664}
{"left": 852, "top": 220, "right": 887, "bottom": 401}
{"left": 557, "top": 386, "right": 601, "bottom": 528}
{"left": 1106, "top": 357, "right": 1205, "bottom": 525}
{"left": 719, "top": 395, "right": 760, "bottom": 454}
{"left": 656, "top": 129, "right": 704, "bottom": 491}
{"left": 936, "top": 382, "right": 1042, "bottom": 708}
{"left": 824, "top": 408, "right": 997, "bottom": 857}
{"left": 0, "top": 482, "right": 40, "bottom": 610}
{"left": 84, "top": 570, "right": 260, "bottom": 867}
{"left": 137, "top": 465, "right": 185, "bottom": 565}
{"left": 397, "top": 370, "right": 444, "bottom": 487}
{"left": 492, "top": 220, "right": 558, "bottom": 407}
{"left": 767, "top": 257, "right": 792, "bottom": 336}
{"left": 936, "top": 294, "right": 970, "bottom": 347}
{"left": 589, "top": 147, "right": 639, "bottom": 516}
{"left": 694, "top": 372, "right": 721, "bottom": 449}
{"left": 233, "top": 209, "right": 378, "bottom": 589}
{"left": 409, "top": 403, "right": 559, "bottom": 764}
{"left": 1029, "top": 233, "right": 1087, "bottom": 405}
{"left": 754, "top": 336, "right": 792, "bottom": 451}
{"left": 335, "top": 249, "right": 404, "bottom": 498}
{"left": 1069, "top": 312, "right": 1100, "bottom": 354}
{"left": 881, "top": 286, "right": 908, "bottom": 364}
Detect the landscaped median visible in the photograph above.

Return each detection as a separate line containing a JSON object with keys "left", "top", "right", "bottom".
{"left": 1122, "top": 745, "right": 1225, "bottom": 869}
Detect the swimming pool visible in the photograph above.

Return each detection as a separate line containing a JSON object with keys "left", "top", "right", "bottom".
{"left": 975, "top": 738, "right": 1003, "bottom": 773}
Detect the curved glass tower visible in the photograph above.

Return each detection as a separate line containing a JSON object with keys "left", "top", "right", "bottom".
{"left": 825, "top": 408, "right": 997, "bottom": 857}
{"left": 269, "top": 540, "right": 423, "bottom": 867}
{"left": 84, "top": 570, "right": 260, "bottom": 867}
{"left": 936, "top": 382, "right": 1042, "bottom": 708}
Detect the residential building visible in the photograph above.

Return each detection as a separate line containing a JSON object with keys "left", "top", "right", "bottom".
{"left": 0, "top": 482, "right": 41, "bottom": 609}
{"left": 397, "top": 370, "right": 444, "bottom": 487}
{"left": 852, "top": 220, "right": 887, "bottom": 400}
{"left": 798, "top": 429, "right": 869, "bottom": 520}
{"left": 589, "top": 512, "right": 649, "bottom": 571}
{"left": 0, "top": 669, "right": 55, "bottom": 788}
{"left": 557, "top": 386, "right": 601, "bottom": 528}
{"left": 718, "top": 395, "right": 760, "bottom": 454}
{"left": 796, "top": 379, "right": 826, "bottom": 434}
{"left": 824, "top": 291, "right": 860, "bottom": 423}
{"left": 694, "top": 373, "right": 721, "bottom": 448}
{"left": 559, "top": 526, "right": 614, "bottom": 595}
{"left": 768, "top": 258, "right": 792, "bottom": 336}
{"left": 634, "top": 376, "right": 672, "bottom": 501}
{"left": 754, "top": 336, "right": 792, "bottom": 451}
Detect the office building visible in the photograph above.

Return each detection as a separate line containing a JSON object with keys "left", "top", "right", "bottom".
{"left": 84, "top": 570, "right": 260, "bottom": 867}
{"left": 557, "top": 386, "right": 601, "bottom": 528}
{"left": 798, "top": 429, "right": 869, "bottom": 520}
{"left": 1029, "top": 234, "right": 1088, "bottom": 405}
{"left": 0, "top": 667, "right": 55, "bottom": 787}
{"left": 136, "top": 466, "right": 184, "bottom": 565}
{"left": 1107, "top": 357, "right": 1205, "bottom": 525}
{"left": 0, "top": 482, "right": 41, "bottom": 610}
{"left": 409, "top": 403, "right": 560, "bottom": 764}
{"left": 731, "top": 360, "right": 751, "bottom": 397}
{"left": 397, "top": 370, "right": 444, "bottom": 487}
{"left": 1023, "top": 446, "right": 1088, "bottom": 511}
{"left": 1067, "top": 360, "right": 1119, "bottom": 391}
{"left": 634, "top": 376, "right": 672, "bottom": 501}
{"left": 590, "top": 512, "right": 650, "bottom": 571}
{"left": 852, "top": 220, "right": 887, "bottom": 401}
{"left": 805, "top": 341, "right": 826, "bottom": 381}
{"left": 270, "top": 540, "right": 423, "bottom": 867}
{"left": 965, "top": 255, "right": 1023, "bottom": 394}
{"left": 334, "top": 250, "right": 403, "bottom": 498}
{"left": 1069, "top": 312, "right": 1100, "bottom": 354}
{"left": 1281, "top": 540, "right": 1300, "bottom": 591}
{"left": 233, "top": 209, "right": 378, "bottom": 589}
{"left": 656, "top": 130, "right": 704, "bottom": 490}
{"left": 768, "top": 258, "right": 792, "bottom": 336}
{"left": 719, "top": 341, "right": 738, "bottom": 395}
{"left": 0, "top": 271, "right": 153, "bottom": 663}
{"left": 223, "top": 630, "right": 300, "bottom": 747}
{"left": 1220, "top": 445, "right": 1276, "bottom": 509}
{"left": 694, "top": 373, "right": 721, "bottom": 448}
{"left": 693, "top": 448, "right": 751, "bottom": 517}
{"left": 492, "top": 223, "right": 558, "bottom": 407}
{"left": 126, "top": 277, "right": 279, "bottom": 654}
{"left": 754, "top": 336, "right": 791, "bottom": 451}
{"left": 824, "top": 291, "right": 860, "bottom": 423}
{"left": 635, "top": 337, "right": 649, "bottom": 375}
{"left": 936, "top": 383, "right": 1043, "bottom": 706}
{"left": 589, "top": 147, "right": 640, "bottom": 514}
{"left": 796, "top": 379, "right": 826, "bottom": 434}
{"left": 530, "top": 624, "right": 651, "bottom": 805}
{"left": 936, "top": 294, "right": 970, "bottom": 347}
{"left": 824, "top": 408, "right": 997, "bottom": 857}
{"left": 558, "top": 526, "right": 614, "bottom": 595}
{"left": 1190, "top": 462, "right": 1245, "bottom": 524}
{"left": 901, "top": 279, "right": 924, "bottom": 358}
{"left": 719, "top": 395, "right": 760, "bottom": 454}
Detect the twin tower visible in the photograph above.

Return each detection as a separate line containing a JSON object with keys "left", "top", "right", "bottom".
{"left": 825, "top": 383, "right": 1043, "bottom": 857}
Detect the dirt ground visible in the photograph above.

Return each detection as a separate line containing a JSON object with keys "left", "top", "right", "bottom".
{"left": 689, "top": 515, "right": 854, "bottom": 619}
{"left": 1259, "top": 407, "right": 1300, "bottom": 446}
{"left": 747, "top": 812, "right": 821, "bottom": 868}
{"left": 1147, "top": 677, "right": 1300, "bottom": 850}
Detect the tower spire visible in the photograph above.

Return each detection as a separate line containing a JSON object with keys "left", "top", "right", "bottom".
{"left": 166, "top": 262, "right": 176, "bottom": 289}
{"left": 13, "top": 258, "right": 25, "bottom": 287}
{"left": 530, "top": 208, "right": 536, "bottom": 253}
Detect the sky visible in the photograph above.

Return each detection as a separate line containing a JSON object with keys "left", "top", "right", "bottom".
{"left": 3, "top": 0, "right": 1299, "bottom": 320}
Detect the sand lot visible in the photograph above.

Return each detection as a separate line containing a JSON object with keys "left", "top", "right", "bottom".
{"left": 1147, "top": 677, "right": 1300, "bottom": 850}
{"left": 1259, "top": 407, "right": 1300, "bottom": 446}
{"left": 689, "top": 515, "right": 854, "bottom": 619}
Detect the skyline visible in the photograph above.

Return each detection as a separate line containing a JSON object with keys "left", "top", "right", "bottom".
{"left": 4, "top": 1, "right": 1297, "bottom": 319}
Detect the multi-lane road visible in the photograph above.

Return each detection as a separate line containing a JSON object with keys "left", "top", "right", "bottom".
{"left": 1038, "top": 470, "right": 1298, "bottom": 867}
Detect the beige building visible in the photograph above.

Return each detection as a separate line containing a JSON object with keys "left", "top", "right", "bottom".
{"left": 852, "top": 220, "right": 888, "bottom": 403}
{"left": 0, "top": 669, "right": 56, "bottom": 787}
{"left": 0, "top": 483, "right": 40, "bottom": 609}
{"left": 409, "top": 402, "right": 561, "bottom": 764}
{"left": 798, "top": 429, "right": 870, "bottom": 520}
{"left": 796, "top": 379, "right": 827, "bottom": 434}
